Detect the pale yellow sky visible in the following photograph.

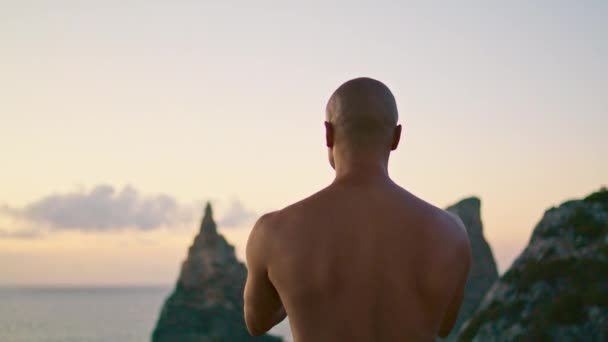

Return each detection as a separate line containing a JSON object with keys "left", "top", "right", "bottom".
{"left": 0, "top": 1, "right": 606, "bottom": 285}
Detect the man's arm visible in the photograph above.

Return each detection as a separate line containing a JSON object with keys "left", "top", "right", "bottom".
{"left": 438, "top": 215, "right": 472, "bottom": 338}
{"left": 244, "top": 213, "right": 287, "bottom": 336}
{"left": 437, "top": 266, "right": 468, "bottom": 338}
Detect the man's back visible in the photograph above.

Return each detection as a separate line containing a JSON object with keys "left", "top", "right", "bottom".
{"left": 263, "top": 178, "right": 470, "bottom": 341}
{"left": 243, "top": 78, "right": 471, "bottom": 341}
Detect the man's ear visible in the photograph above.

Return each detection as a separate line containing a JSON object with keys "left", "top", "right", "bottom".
{"left": 391, "top": 124, "right": 402, "bottom": 151}
{"left": 324, "top": 121, "right": 334, "bottom": 148}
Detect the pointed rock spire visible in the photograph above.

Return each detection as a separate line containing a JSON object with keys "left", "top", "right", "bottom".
{"left": 442, "top": 196, "right": 498, "bottom": 341}
{"left": 153, "top": 200, "right": 283, "bottom": 341}
{"left": 200, "top": 202, "right": 217, "bottom": 236}
{"left": 205, "top": 202, "right": 213, "bottom": 217}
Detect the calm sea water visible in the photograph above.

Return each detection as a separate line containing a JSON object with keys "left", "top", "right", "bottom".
{"left": 0, "top": 287, "right": 292, "bottom": 342}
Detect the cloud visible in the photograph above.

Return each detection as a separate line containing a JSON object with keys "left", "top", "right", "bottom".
{"left": 2, "top": 185, "right": 193, "bottom": 232}
{"left": 218, "top": 200, "right": 257, "bottom": 228}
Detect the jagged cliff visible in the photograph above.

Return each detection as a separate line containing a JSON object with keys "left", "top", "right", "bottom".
{"left": 442, "top": 197, "right": 499, "bottom": 340}
{"left": 152, "top": 203, "right": 282, "bottom": 342}
{"left": 458, "top": 188, "right": 608, "bottom": 341}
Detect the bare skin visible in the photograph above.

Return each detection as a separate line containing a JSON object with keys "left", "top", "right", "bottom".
{"left": 244, "top": 78, "right": 471, "bottom": 341}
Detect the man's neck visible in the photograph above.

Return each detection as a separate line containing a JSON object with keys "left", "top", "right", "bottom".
{"left": 333, "top": 158, "right": 391, "bottom": 184}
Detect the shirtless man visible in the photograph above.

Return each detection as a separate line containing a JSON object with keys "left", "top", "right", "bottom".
{"left": 244, "top": 77, "right": 471, "bottom": 341}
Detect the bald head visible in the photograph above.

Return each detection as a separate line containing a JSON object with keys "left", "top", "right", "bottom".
{"left": 326, "top": 77, "right": 399, "bottom": 150}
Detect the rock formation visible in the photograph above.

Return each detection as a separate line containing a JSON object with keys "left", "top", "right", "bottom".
{"left": 152, "top": 203, "right": 282, "bottom": 342}
{"left": 458, "top": 188, "right": 608, "bottom": 341}
{"left": 441, "top": 197, "right": 499, "bottom": 341}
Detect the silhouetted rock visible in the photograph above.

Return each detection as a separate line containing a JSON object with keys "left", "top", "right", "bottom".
{"left": 441, "top": 197, "right": 499, "bottom": 341}
{"left": 152, "top": 203, "right": 282, "bottom": 342}
{"left": 458, "top": 188, "right": 608, "bottom": 341}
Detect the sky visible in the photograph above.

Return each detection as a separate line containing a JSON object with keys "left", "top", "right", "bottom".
{"left": 0, "top": 1, "right": 606, "bottom": 286}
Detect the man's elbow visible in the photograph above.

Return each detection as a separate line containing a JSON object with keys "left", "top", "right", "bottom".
{"left": 246, "top": 324, "right": 265, "bottom": 337}
{"left": 438, "top": 315, "right": 456, "bottom": 338}
{"left": 437, "top": 327, "right": 451, "bottom": 339}
{"left": 244, "top": 307, "right": 268, "bottom": 336}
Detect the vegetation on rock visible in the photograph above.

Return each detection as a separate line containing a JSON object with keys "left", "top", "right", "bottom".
{"left": 458, "top": 188, "right": 608, "bottom": 341}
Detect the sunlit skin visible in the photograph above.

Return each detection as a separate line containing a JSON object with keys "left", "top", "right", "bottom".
{"left": 244, "top": 78, "right": 472, "bottom": 341}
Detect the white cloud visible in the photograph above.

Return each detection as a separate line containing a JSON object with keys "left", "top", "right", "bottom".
{"left": 2, "top": 185, "right": 194, "bottom": 232}
{"left": 218, "top": 200, "right": 257, "bottom": 228}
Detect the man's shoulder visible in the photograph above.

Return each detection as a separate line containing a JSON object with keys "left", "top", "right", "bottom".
{"left": 409, "top": 195, "right": 470, "bottom": 250}
{"left": 411, "top": 194, "right": 468, "bottom": 236}
{"left": 276, "top": 186, "right": 333, "bottom": 217}
{"left": 246, "top": 210, "right": 283, "bottom": 264}
{"left": 247, "top": 201, "right": 309, "bottom": 259}
{"left": 250, "top": 199, "right": 307, "bottom": 234}
{"left": 253, "top": 187, "right": 334, "bottom": 238}
{"left": 251, "top": 210, "right": 281, "bottom": 237}
{"left": 435, "top": 209, "right": 472, "bottom": 263}
{"left": 442, "top": 210, "right": 469, "bottom": 237}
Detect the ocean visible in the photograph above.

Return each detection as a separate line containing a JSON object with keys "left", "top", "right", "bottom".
{"left": 0, "top": 287, "right": 292, "bottom": 342}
